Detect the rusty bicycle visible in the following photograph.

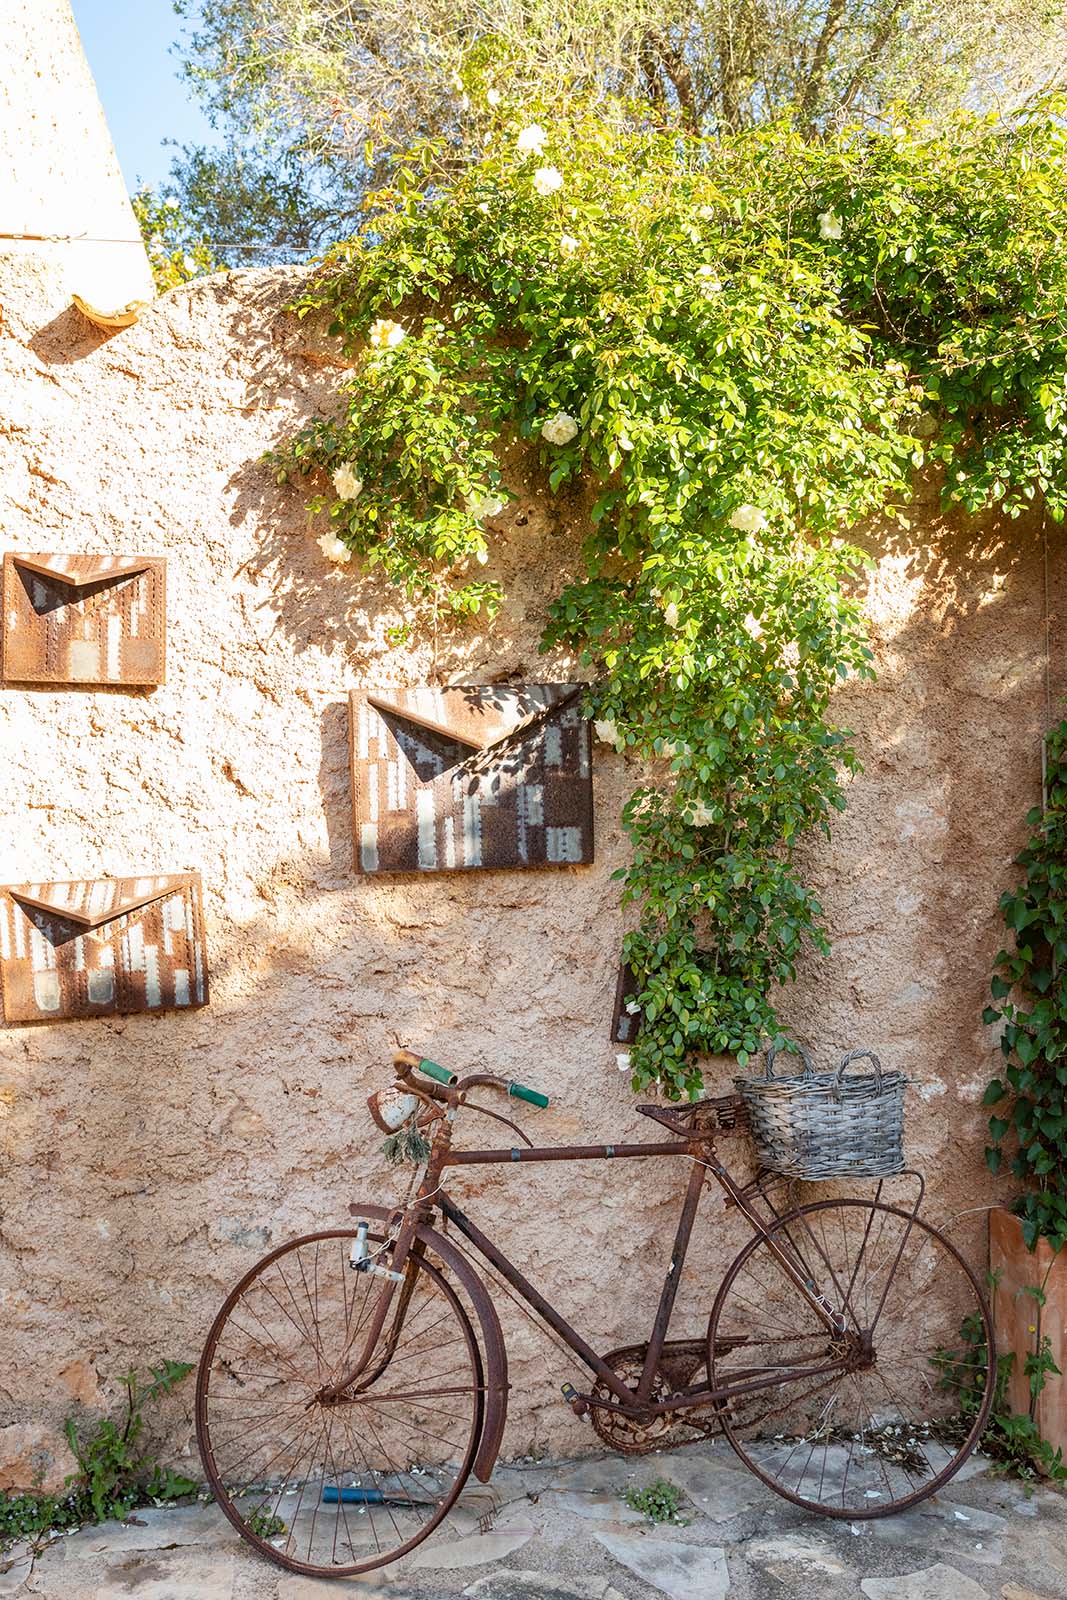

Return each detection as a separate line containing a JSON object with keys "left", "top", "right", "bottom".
{"left": 196, "top": 1048, "right": 995, "bottom": 1579}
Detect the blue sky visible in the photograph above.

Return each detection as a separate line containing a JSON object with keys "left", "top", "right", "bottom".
{"left": 71, "top": 0, "right": 215, "bottom": 193}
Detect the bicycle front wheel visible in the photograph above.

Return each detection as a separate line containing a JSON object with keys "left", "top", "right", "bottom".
{"left": 707, "top": 1200, "right": 994, "bottom": 1518}
{"left": 196, "top": 1228, "right": 484, "bottom": 1577}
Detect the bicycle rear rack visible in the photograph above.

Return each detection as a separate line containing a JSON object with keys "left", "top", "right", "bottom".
{"left": 636, "top": 1093, "right": 751, "bottom": 1138}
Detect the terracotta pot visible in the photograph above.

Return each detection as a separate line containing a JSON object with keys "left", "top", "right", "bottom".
{"left": 989, "top": 1206, "right": 1067, "bottom": 1454}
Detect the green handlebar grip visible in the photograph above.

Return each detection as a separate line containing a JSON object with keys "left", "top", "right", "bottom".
{"left": 418, "top": 1057, "right": 458, "bottom": 1085}
{"left": 508, "top": 1081, "right": 550, "bottom": 1109}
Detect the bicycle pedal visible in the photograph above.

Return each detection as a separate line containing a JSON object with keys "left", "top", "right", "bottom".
{"left": 561, "top": 1381, "right": 591, "bottom": 1421}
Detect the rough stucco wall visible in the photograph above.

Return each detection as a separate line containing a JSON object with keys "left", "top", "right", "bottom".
{"left": 0, "top": 261, "right": 1061, "bottom": 1490}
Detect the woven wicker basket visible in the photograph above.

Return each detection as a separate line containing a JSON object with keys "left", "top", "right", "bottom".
{"left": 734, "top": 1046, "right": 908, "bottom": 1180}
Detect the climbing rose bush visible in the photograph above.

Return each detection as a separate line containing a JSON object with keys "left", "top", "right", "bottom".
{"left": 276, "top": 102, "right": 1067, "bottom": 1098}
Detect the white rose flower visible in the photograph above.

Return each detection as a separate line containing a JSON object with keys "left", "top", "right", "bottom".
{"left": 532, "top": 166, "right": 564, "bottom": 197}
{"left": 182, "top": 254, "right": 198, "bottom": 273}
{"left": 615, "top": 1051, "right": 632, "bottom": 1073}
{"left": 516, "top": 123, "right": 547, "bottom": 157}
{"left": 317, "top": 532, "right": 352, "bottom": 564}
{"left": 332, "top": 463, "right": 363, "bottom": 500}
{"left": 697, "top": 203, "right": 715, "bottom": 219}
{"left": 818, "top": 210, "right": 843, "bottom": 241}
{"left": 664, "top": 601, "right": 680, "bottom": 628}
{"left": 487, "top": 88, "right": 501, "bottom": 107}
{"left": 696, "top": 264, "right": 723, "bottom": 294}
{"left": 729, "top": 503, "right": 768, "bottom": 534}
{"left": 465, "top": 491, "right": 506, "bottom": 520}
{"left": 477, "top": 201, "right": 491, "bottom": 214}
{"left": 559, "top": 233, "right": 579, "bottom": 255}
{"left": 593, "top": 717, "right": 618, "bottom": 745}
{"left": 541, "top": 411, "right": 579, "bottom": 445}
{"left": 368, "top": 317, "right": 406, "bottom": 350}
{"left": 742, "top": 612, "right": 762, "bottom": 640}
{"left": 475, "top": 548, "right": 489, "bottom": 565}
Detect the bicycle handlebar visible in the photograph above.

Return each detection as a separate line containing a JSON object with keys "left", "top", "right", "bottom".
{"left": 507, "top": 1081, "right": 550, "bottom": 1109}
{"left": 393, "top": 1049, "right": 549, "bottom": 1109}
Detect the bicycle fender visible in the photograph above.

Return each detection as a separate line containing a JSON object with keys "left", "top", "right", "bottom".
{"left": 349, "top": 1202, "right": 509, "bottom": 1483}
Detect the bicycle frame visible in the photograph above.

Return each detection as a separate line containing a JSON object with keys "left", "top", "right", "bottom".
{"left": 326, "top": 1092, "right": 872, "bottom": 1419}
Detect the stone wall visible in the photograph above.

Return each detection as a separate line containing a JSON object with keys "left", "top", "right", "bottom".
{"left": 0, "top": 259, "right": 1062, "bottom": 1489}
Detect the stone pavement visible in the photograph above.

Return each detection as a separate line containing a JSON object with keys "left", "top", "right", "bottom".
{"left": 2, "top": 1441, "right": 1065, "bottom": 1600}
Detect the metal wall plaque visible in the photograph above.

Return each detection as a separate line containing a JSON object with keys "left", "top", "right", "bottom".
{"left": 0, "top": 874, "right": 208, "bottom": 1024}
{"left": 2, "top": 553, "right": 167, "bottom": 686}
{"left": 350, "top": 683, "right": 594, "bottom": 873}
{"left": 610, "top": 962, "right": 643, "bottom": 1043}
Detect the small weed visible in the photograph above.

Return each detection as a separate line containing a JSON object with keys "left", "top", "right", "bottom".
{"left": 623, "top": 1478, "right": 689, "bottom": 1525}
{"left": 0, "top": 1486, "right": 92, "bottom": 1551}
{"left": 932, "top": 1273, "right": 1066, "bottom": 1483}
{"left": 247, "top": 1505, "right": 288, "bottom": 1539}
{"left": 0, "top": 1359, "right": 197, "bottom": 1554}
{"left": 64, "top": 1359, "right": 198, "bottom": 1523}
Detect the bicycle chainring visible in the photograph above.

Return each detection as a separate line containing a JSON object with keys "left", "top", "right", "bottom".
{"left": 590, "top": 1343, "right": 717, "bottom": 1455}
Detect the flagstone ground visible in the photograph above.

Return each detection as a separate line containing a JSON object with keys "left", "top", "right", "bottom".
{"left": 1, "top": 1441, "right": 1063, "bottom": 1600}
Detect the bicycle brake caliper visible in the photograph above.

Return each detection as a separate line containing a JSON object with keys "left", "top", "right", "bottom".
{"left": 349, "top": 1220, "right": 405, "bottom": 1283}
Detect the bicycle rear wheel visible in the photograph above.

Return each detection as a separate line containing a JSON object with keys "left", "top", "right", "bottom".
{"left": 707, "top": 1200, "right": 994, "bottom": 1517}
{"left": 196, "top": 1228, "right": 484, "bottom": 1576}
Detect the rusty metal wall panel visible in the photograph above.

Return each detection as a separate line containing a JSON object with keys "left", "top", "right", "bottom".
{"left": 350, "top": 683, "right": 594, "bottom": 873}
{"left": 0, "top": 874, "right": 208, "bottom": 1024}
{"left": 1, "top": 554, "right": 167, "bottom": 686}
{"left": 610, "top": 962, "right": 643, "bottom": 1043}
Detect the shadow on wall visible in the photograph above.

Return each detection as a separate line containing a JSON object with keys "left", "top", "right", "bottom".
{"left": 28, "top": 302, "right": 116, "bottom": 367}
{"left": 219, "top": 281, "right": 590, "bottom": 678}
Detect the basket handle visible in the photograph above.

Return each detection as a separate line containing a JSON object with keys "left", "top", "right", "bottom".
{"left": 834, "top": 1048, "right": 884, "bottom": 1092}
{"left": 764, "top": 1042, "right": 815, "bottom": 1081}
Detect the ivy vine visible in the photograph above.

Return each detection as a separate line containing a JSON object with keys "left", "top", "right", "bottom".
{"left": 985, "top": 721, "right": 1067, "bottom": 1252}
{"left": 275, "top": 102, "right": 1067, "bottom": 1100}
